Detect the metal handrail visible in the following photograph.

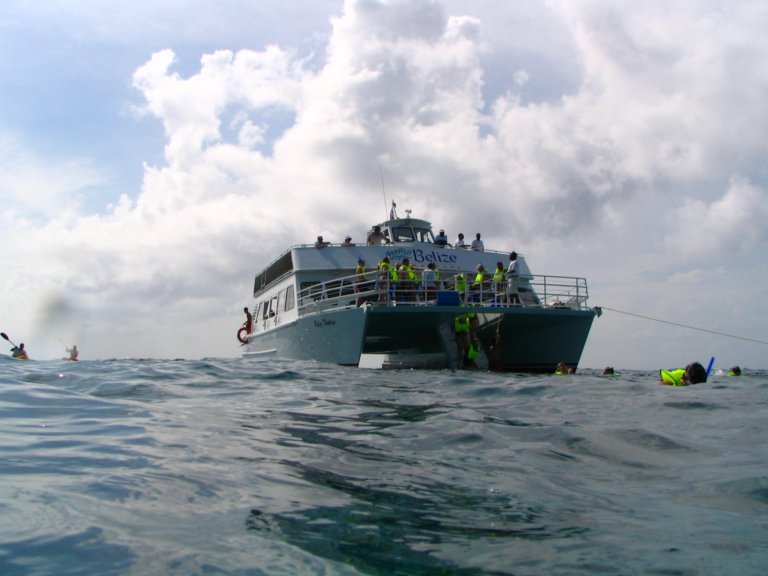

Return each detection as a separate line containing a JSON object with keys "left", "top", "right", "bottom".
{"left": 296, "top": 269, "right": 590, "bottom": 316}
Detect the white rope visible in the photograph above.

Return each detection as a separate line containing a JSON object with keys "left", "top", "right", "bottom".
{"left": 598, "top": 306, "right": 768, "bottom": 346}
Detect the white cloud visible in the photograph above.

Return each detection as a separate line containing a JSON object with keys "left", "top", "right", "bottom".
{"left": 665, "top": 177, "right": 768, "bottom": 259}
{"left": 0, "top": 131, "right": 105, "bottom": 218}
{"left": 1, "top": 0, "right": 767, "bottom": 367}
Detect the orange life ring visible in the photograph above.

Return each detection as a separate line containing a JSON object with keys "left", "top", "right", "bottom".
{"left": 237, "top": 327, "right": 250, "bottom": 344}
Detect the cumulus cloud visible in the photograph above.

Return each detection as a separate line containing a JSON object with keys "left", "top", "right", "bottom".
{"left": 665, "top": 177, "right": 768, "bottom": 258}
{"left": 2, "top": 0, "right": 767, "bottom": 364}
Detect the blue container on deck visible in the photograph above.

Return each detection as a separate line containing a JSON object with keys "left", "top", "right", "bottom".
{"left": 436, "top": 291, "right": 460, "bottom": 306}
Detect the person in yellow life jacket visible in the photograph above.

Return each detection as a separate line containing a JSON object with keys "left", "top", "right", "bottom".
{"left": 355, "top": 258, "right": 372, "bottom": 305}
{"left": 453, "top": 313, "right": 470, "bottom": 368}
{"left": 473, "top": 264, "right": 491, "bottom": 303}
{"left": 355, "top": 259, "right": 366, "bottom": 291}
{"left": 466, "top": 309, "right": 480, "bottom": 348}
{"left": 492, "top": 261, "right": 506, "bottom": 304}
{"left": 399, "top": 258, "right": 419, "bottom": 302}
{"left": 659, "top": 361, "right": 707, "bottom": 386}
{"left": 377, "top": 256, "right": 393, "bottom": 302}
{"left": 727, "top": 365, "right": 741, "bottom": 376}
{"left": 453, "top": 272, "right": 467, "bottom": 301}
{"left": 555, "top": 361, "right": 574, "bottom": 375}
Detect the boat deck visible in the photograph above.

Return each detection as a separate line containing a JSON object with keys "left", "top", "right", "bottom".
{"left": 296, "top": 268, "right": 590, "bottom": 316}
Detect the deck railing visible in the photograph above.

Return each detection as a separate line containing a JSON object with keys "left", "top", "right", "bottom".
{"left": 297, "top": 270, "right": 590, "bottom": 316}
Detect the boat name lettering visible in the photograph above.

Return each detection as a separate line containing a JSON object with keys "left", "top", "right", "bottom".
{"left": 412, "top": 249, "right": 457, "bottom": 265}
{"left": 385, "top": 247, "right": 457, "bottom": 265}
{"left": 313, "top": 319, "right": 336, "bottom": 327}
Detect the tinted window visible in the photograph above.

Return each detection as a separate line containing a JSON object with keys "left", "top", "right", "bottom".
{"left": 284, "top": 285, "right": 295, "bottom": 311}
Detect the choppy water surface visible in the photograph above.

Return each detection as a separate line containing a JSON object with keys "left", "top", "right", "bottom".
{"left": 0, "top": 357, "right": 766, "bottom": 575}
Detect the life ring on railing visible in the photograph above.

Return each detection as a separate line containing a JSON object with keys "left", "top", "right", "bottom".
{"left": 237, "top": 327, "right": 250, "bottom": 344}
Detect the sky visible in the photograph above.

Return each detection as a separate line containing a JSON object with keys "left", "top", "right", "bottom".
{"left": 1, "top": 0, "right": 767, "bottom": 369}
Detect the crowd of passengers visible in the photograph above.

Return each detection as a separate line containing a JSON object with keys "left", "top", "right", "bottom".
{"left": 351, "top": 252, "right": 521, "bottom": 306}
{"left": 362, "top": 225, "right": 485, "bottom": 250}
{"left": 316, "top": 226, "right": 486, "bottom": 251}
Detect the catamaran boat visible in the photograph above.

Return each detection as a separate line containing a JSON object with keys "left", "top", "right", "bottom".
{"left": 238, "top": 208, "right": 600, "bottom": 371}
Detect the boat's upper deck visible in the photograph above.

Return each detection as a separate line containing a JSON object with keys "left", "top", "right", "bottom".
{"left": 253, "top": 211, "right": 532, "bottom": 296}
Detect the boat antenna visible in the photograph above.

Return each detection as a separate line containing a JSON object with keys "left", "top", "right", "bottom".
{"left": 379, "top": 164, "right": 388, "bottom": 220}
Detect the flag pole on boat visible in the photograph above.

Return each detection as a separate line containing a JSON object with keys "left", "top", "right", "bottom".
{"left": 379, "top": 164, "right": 388, "bottom": 221}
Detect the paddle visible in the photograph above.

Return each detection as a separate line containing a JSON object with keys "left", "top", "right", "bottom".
{"left": 1, "top": 332, "right": 18, "bottom": 348}
{"left": 706, "top": 356, "right": 715, "bottom": 378}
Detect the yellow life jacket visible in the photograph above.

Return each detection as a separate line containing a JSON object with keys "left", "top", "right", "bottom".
{"left": 493, "top": 269, "right": 505, "bottom": 283}
{"left": 660, "top": 368, "right": 687, "bottom": 386}
{"left": 454, "top": 316, "right": 469, "bottom": 333}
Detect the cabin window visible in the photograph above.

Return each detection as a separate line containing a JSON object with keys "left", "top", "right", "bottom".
{"left": 253, "top": 252, "right": 294, "bottom": 295}
{"left": 390, "top": 226, "right": 415, "bottom": 242}
{"left": 414, "top": 227, "right": 434, "bottom": 243}
{"left": 284, "top": 285, "right": 295, "bottom": 311}
{"left": 261, "top": 301, "right": 270, "bottom": 320}
{"left": 269, "top": 295, "right": 279, "bottom": 317}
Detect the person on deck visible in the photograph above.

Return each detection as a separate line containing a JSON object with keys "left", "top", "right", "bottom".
{"left": 434, "top": 229, "right": 449, "bottom": 247}
{"left": 377, "top": 256, "right": 393, "bottom": 301}
{"left": 507, "top": 251, "right": 520, "bottom": 305}
{"left": 355, "top": 258, "right": 372, "bottom": 300}
{"left": 453, "top": 272, "right": 467, "bottom": 302}
{"left": 367, "top": 226, "right": 390, "bottom": 245}
{"left": 658, "top": 362, "right": 707, "bottom": 386}
{"left": 342, "top": 236, "right": 355, "bottom": 246}
{"left": 473, "top": 264, "right": 491, "bottom": 303}
{"left": 66, "top": 345, "right": 79, "bottom": 361}
{"left": 455, "top": 233, "right": 466, "bottom": 249}
{"left": 470, "top": 233, "right": 484, "bottom": 252}
{"left": 492, "top": 261, "right": 506, "bottom": 304}
{"left": 421, "top": 262, "right": 442, "bottom": 300}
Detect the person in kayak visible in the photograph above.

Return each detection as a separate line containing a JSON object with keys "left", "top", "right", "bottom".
{"left": 11, "top": 343, "right": 28, "bottom": 359}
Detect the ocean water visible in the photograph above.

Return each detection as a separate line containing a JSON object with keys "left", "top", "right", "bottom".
{"left": 0, "top": 358, "right": 766, "bottom": 576}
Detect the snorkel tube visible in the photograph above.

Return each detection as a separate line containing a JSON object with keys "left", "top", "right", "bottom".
{"left": 706, "top": 356, "right": 715, "bottom": 379}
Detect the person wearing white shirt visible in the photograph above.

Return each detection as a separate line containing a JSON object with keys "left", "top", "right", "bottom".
{"left": 470, "top": 233, "right": 484, "bottom": 251}
{"left": 507, "top": 251, "right": 519, "bottom": 305}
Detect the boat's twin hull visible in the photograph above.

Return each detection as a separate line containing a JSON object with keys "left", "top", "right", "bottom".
{"left": 243, "top": 305, "right": 595, "bottom": 372}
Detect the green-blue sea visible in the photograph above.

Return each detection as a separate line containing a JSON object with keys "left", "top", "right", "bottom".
{"left": 1, "top": 357, "right": 766, "bottom": 575}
